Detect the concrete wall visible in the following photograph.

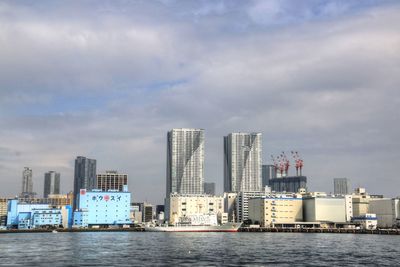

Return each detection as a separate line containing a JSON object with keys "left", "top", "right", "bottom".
{"left": 369, "top": 198, "right": 400, "bottom": 228}
{"left": 248, "top": 197, "right": 303, "bottom": 227}
{"left": 304, "top": 197, "right": 346, "bottom": 223}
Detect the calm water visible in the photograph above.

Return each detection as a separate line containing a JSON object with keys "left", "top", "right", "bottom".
{"left": 0, "top": 232, "right": 399, "bottom": 266}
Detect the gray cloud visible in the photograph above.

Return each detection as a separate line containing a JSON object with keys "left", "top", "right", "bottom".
{"left": 0, "top": 1, "right": 399, "bottom": 203}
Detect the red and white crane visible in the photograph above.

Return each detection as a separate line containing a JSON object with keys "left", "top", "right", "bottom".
{"left": 291, "top": 151, "right": 304, "bottom": 176}
{"left": 281, "top": 152, "right": 290, "bottom": 177}
{"left": 270, "top": 155, "right": 279, "bottom": 175}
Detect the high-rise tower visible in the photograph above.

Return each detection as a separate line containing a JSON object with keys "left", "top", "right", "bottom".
{"left": 97, "top": 170, "right": 128, "bottom": 192}
{"left": 166, "top": 128, "right": 204, "bottom": 197}
{"left": 43, "top": 171, "right": 61, "bottom": 198}
{"left": 73, "top": 156, "right": 96, "bottom": 210}
{"left": 262, "top": 164, "right": 276, "bottom": 188}
{"left": 333, "top": 178, "right": 351, "bottom": 195}
{"left": 21, "top": 167, "right": 35, "bottom": 198}
{"left": 224, "top": 133, "right": 262, "bottom": 192}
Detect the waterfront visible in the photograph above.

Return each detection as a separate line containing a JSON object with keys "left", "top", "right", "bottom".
{"left": 0, "top": 232, "right": 399, "bottom": 266}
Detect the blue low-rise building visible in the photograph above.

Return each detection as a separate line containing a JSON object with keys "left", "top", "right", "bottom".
{"left": 75, "top": 189, "right": 131, "bottom": 227}
{"left": 7, "top": 199, "right": 70, "bottom": 229}
{"left": 32, "top": 209, "right": 62, "bottom": 228}
{"left": 73, "top": 210, "right": 88, "bottom": 228}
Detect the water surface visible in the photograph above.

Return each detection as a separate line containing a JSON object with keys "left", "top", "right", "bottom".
{"left": 0, "top": 232, "right": 399, "bottom": 266}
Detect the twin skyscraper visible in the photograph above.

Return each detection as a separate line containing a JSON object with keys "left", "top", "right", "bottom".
{"left": 166, "top": 128, "right": 262, "bottom": 197}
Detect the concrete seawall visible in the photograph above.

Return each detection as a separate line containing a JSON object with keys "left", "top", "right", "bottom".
{"left": 1, "top": 227, "right": 399, "bottom": 234}
{"left": 239, "top": 227, "right": 400, "bottom": 235}
{"left": 0, "top": 227, "right": 145, "bottom": 234}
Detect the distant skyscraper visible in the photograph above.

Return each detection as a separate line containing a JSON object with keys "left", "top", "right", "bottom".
{"left": 224, "top": 133, "right": 262, "bottom": 192}
{"left": 97, "top": 170, "right": 128, "bottom": 192}
{"left": 204, "top": 182, "right": 216, "bottom": 195}
{"left": 334, "top": 178, "right": 351, "bottom": 195}
{"left": 73, "top": 156, "right": 97, "bottom": 210}
{"left": 43, "top": 171, "right": 60, "bottom": 198}
{"left": 166, "top": 128, "right": 204, "bottom": 197}
{"left": 262, "top": 165, "right": 276, "bottom": 188}
{"left": 20, "top": 167, "right": 35, "bottom": 198}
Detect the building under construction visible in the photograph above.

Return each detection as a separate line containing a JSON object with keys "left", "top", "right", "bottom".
{"left": 268, "top": 151, "right": 307, "bottom": 193}
{"left": 268, "top": 176, "right": 307, "bottom": 193}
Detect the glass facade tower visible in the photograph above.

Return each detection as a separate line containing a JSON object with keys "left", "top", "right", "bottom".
{"left": 43, "top": 171, "right": 61, "bottom": 198}
{"left": 224, "top": 133, "right": 262, "bottom": 192}
{"left": 73, "top": 156, "right": 97, "bottom": 210}
{"left": 166, "top": 128, "right": 204, "bottom": 197}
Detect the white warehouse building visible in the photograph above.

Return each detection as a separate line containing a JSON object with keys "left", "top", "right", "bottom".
{"left": 303, "top": 195, "right": 352, "bottom": 224}
{"left": 165, "top": 194, "right": 226, "bottom": 225}
{"left": 369, "top": 198, "right": 400, "bottom": 228}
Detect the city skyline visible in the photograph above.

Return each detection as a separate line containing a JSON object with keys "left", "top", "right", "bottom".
{"left": 0, "top": 1, "right": 399, "bottom": 204}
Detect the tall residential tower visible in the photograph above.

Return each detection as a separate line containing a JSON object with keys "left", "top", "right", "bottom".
{"left": 166, "top": 128, "right": 204, "bottom": 197}
{"left": 43, "top": 171, "right": 61, "bottom": 198}
{"left": 224, "top": 132, "right": 262, "bottom": 192}
{"left": 73, "top": 156, "right": 97, "bottom": 210}
{"left": 20, "top": 167, "right": 35, "bottom": 198}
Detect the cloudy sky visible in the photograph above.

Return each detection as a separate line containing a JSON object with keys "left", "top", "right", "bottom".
{"left": 0, "top": 0, "right": 399, "bottom": 204}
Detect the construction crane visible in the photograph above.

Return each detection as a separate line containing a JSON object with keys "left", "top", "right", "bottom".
{"left": 291, "top": 151, "right": 304, "bottom": 176}
{"left": 282, "top": 152, "right": 290, "bottom": 177}
{"left": 270, "top": 155, "right": 279, "bottom": 174}
{"left": 272, "top": 154, "right": 284, "bottom": 177}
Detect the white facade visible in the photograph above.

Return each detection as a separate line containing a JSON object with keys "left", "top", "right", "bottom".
{"left": 165, "top": 194, "right": 225, "bottom": 224}
{"left": 352, "top": 191, "right": 371, "bottom": 217}
{"left": 369, "top": 198, "right": 400, "bottom": 228}
{"left": 224, "top": 133, "right": 262, "bottom": 192}
{"left": 303, "top": 196, "right": 352, "bottom": 223}
{"left": 248, "top": 196, "right": 303, "bottom": 227}
{"left": 167, "top": 129, "right": 204, "bottom": 196}
{"left": 235, "top": 190, "right": 299, "bottom": 223}
{"left": 236, "top": 191, "right": 267, "bottom": 222}
{"left": 344, "top": 195, "right": 353, "bottom": 222}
